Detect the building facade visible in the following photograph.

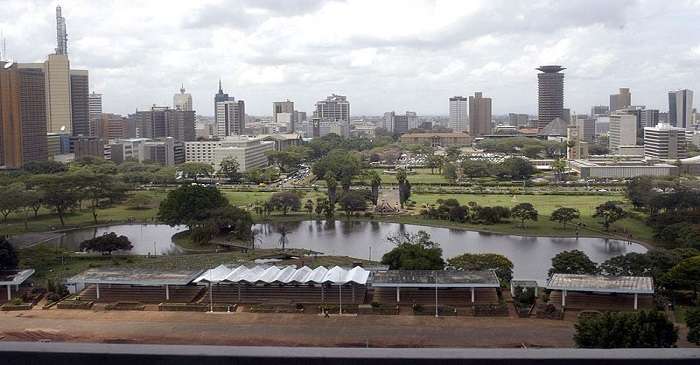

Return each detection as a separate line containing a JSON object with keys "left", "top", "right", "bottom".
{"left": 468, "top": 92, "right": 492, "bottom": 137}
{"left": 91, "top": 113, "right": 129, "bottom": 140}
{"left": 644, "top": 123, "right": 688, "bottom": 160}
{"left": 185, "top": 136, "right": 274, "bottom": 172}
{"left": 536, "top": 65, "right": 565, "bottom": 129}
{"left": 173, "top": 85, "right": 192, "bottom": 111}
{"left": 448, "top": 96, "right": 468, "bottom": 133}
{"left": 129, "top": 106, "right": 195, "bottom": 141}
{"left": 88, "top": 92, "right": 102, "bottom": 125}
{"left": 609, "top": 111, "right": 638, "bottom": 153}
{"left": 70, "top": 70, "right": 89, "bottom": 136}
{"left": 609, "top": 88, "right": 631, "bottom": 113}
{"left": 0, "top": 62, "right": 48, "bottom": 168}
{"left": 400, "top": 132, "right": 472, "bottom": 148}
{"left": 668, "top": 89, "right": 694, "bottom": 129}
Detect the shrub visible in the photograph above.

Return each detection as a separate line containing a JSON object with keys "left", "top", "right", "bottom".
{"left": 686, "top": 307, "right": 700, "bottom": 345}
{"left": 574, "top": 311, "right": 678, "bottom": 348}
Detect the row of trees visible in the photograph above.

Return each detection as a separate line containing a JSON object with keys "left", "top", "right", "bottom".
{"left": 445, "top": 157, "right": 537, "bottom": 182}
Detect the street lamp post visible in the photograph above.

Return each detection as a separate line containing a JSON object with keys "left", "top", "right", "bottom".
{"left": 434, "top": 271, "right": 438, "bottom": 318}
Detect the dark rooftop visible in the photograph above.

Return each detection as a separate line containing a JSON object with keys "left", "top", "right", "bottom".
{"left": 536, "top": 65, "right": 566, "bottom": 73}
{"left": 66, "top": 268, "right": 204, "bottom": 286}
{"left": 370, "top": 270, "right": 500, "bottom": 288}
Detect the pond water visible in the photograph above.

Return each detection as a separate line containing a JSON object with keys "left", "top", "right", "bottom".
{"left": 49, "top": 224, "right": 186, "bottom": 256}
{"left": 252, "top": 220, "right": 647, "bottom": 282}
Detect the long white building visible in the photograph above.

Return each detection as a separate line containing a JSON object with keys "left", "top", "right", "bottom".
{"left": 185, "top": 136, "right": 273, "bottom": 172}
{"left": 644, "top": 123, "right": 687, "bottom": 160}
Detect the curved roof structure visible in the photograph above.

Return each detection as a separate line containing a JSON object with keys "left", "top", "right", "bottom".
{"left": 194, "top": 265, "right": 371, "bottom": 285}
{"left": 546, "top": 274, "right": 654, "bottom": 294}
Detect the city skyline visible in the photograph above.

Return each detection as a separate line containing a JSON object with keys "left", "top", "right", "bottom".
{"left": 1, "top": 1, "right": 699, "bottom": 116}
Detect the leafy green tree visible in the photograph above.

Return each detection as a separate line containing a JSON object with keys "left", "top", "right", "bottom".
{"left": 396, "top": 169, "right": 411, "bottom": 209}
{"left": 79, "top": 232, "right": 133, "bottom": 255}
{"left": 74, "top": 170, "right": 128, "bottom": 224}
{"left": 443, "top": 162, "right": 457, "bottom": 182}
{"left": 552, "top": 159, "right": 567, "bottom": 181}
{"left": 549, "top": 250, "right": 597, "bottom": 277}
{"left": 178, "top": 162, "right": 214, "bottom": 183}
{"left": 266, "top": 147, "right": 306, "bottom": 172}
{"left": 461, "top": 159, "right": 492, "bottom": 178}
{"left": 472, "top": 206, "right": 511, "bottom": 224}
{"left": 157, "top": 185, "right": 229, "bottom": 229}
{"left": 593, "top": 201, "right": 626, "bottom": 231}
{"left": 625, "top": 176, "right": 656, "bottom": 210}
{"left": 522, "top": 145, "right": 543, "bottom": 159}
{"left": 22, "top": 160, "right": 67, "bottom": 174}
{"left": 325, "top": 172, "right": 338, "bottom": 206}
{"left": 125, "top": 191, "right": 155, "bottom": 210}
{"left": 0, "top": 183, "right": 26, "bottom": 223}
{"left": 368, "top": 170, "right": 381, "bottom": 205}
{"left": 199, "top": 205, "right": 253, "bottom": 241}
{"left": 686, "top": 307, "right": 700, "bottom": 345}
{"left": 0, "top": 237, "right": 19, "bottom": 270}
{"left": 23, "top": 189, "right": 44, "bottom": 218}
{"left": 654, "top": 222, "right": 700, "bottom": 249}
{"left": 598, "top": 252, "right": 653, "bottom": 277}
{"left": 381, "top": 231, "right": 445, "bottom": 270}
{"left": 304, "top": 199, "right": 314, "bottom": 218}
{"left": 511, "top": 203, "right": 538, "bottom": 228}
{"left": 574, "top": 311, "right": 678, "bottom": 348}
{"left": 315, "top": 197, "right": 334, "bottom": 219}
{"left": 550, "top": 207, "right": 580, "bottom": 228}
{"left": 662, "top": 256, "right": 700, "bottom": 297}
{"left": 218, "top": 157, "right": 240, "bottom": 182}
{"left": 448, "top": 253, "right": 514, "bottom": 284}
{"left": 496, "top": 157, "right": 535, "bottom": 180}
{"left": 338, "top": 191, "right": 368, "bottom": 218}
{"left": 312, "top": 149, "right": 362, "bottom": 192}
{"left": 30, "top": 174, "right": 81, "bottom": 227}
{"left": 426, "top": 154, "right": 444, "bottom": 174}
{"left": 268, "top": 192, "right": 301, "bottom": 215}
{"left": 445, "top": 146, "right": 461, "bottom": 160}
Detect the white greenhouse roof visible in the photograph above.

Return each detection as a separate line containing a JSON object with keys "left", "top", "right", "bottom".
{"left": 194, "top": 265, "right": 371, "bottom": 285}
{"left": 546, "top": 274, "right": 654, "bottom": 294}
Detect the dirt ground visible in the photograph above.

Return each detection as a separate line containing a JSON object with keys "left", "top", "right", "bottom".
{"left": 0, "top": 309, "right": 695, "bottom": 348}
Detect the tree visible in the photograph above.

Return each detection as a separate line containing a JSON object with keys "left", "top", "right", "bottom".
{"left": 22, "top": 160, "right": 67, "bottom": 174}
{"left": 662, "top": 256, "right": 700, "bottom": 297}
{"left": 598, "top": 252, "right": 653, "bottom": 277}
{"left": 472, "top": 206, "right": 511, "bottom": 224}
{"left": 157, "top": 185, "right": 229, "bottom": 229}
{"left": 511, "top": 203, "right": 538, "bottom": 228}
{"left": 125, "top": 191, "right": 154, "bottom": 210}
{"left": 266, "top": 147, "right": 306, "bottom": 172}
{"left": 0, "top": 183, "right": 26, "bottom": 223}
{"left": 74, "top": 170, "right": 128, "bottom": 224}
{"left": 443, "top": 162, "right": 458, "bottom": 182}
{"left": 218, "top": 157, "right": 241, "bottom": 182}
{"left": 396, "top": 169, "right": 411, "bottom": 209}
{"left": 178, "top": 162, "right": 214, "bottom": 183}
{"left": 548, "top": 250, "right": 597, "bottom": 277}
{"left": 79, "top": 232, "right": 133, "bottom": 255}
{"left": 199, "top": 205, "right": 253, "bottom": 241}
{"left": 30, "top": 174, "right": 81, "bottom": 227}
{"left": 522, "top": 145, "right": 543, "bottom": 159}
{"left": 0, "top": 237, "right": 19, "bottom": 270}
{"left": 496, "top": 157, "right": 535, "bottom": 180}
{"left": 593, "top": 201, "right": 626, "bottom": 231}
{"left": 368, "top": 170, "right": 381, "bottom": 205}
{"left": 315, "top": 197, "right": 334, "bottom": 219}
{"left": 550, "top": 207, "right": 580, "bottom": 228}
{"left": 24, "top": 189, "right": 44, "bottom": 218}
{"left": 445, "top": 146, "right": 461, "bottom": 160}
{"left": 312, "top": 149, "right": 362, "bottom": 192}
{"left": 625, "top": 176, "right": 655, "bottom": 210}
{"left": 448, "top": 253, "right": 514, "bottom": 284}
{"left": 686, "top": 307, "right": 700, "bottom": 345}
{"left": 381, "top": 231, "right": 445, "bottom": 270}
{"left": 268, "top": 192, "right": 301, "bottom": 216}
{"left": 552, "top": 159, "right": 567, "bottom": 182}
{"left": 461, "top": 159, "right": 492, "bottom": 178}
{"left": 338, "top": 191, "right": 368, "bottom": 218}
{"left": 304, "top": 199, "right": 314, "bottom": 218}
{"left": 574, "top": 311, "right": 678, "bottom": 348}
{"left": 325, "top": 172, "right": 338, "bottom": 207}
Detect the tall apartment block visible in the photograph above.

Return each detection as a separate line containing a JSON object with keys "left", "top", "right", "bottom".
{"left": 609, "top": 88, "right": 631, "bottom": 113}
{"left": 449, "top": 96, "right": 468, "bottom": 133}
{"left": 88, "top": 92, "right": 102, "bottom": 124}
{"left": 0, "top": 62, "right": 48, "bottom": 168}
{"left": 608, "top": 111, "right": 638, "bottom": 153}
{"left": 644, "top": 123, "right": 687, "bottom": 160}
{"left": 668, "top": 89, "right": 694, "bottom": 129}
{"left": 70, "top": 70, "right": 89, "bottom": 136}
{"left": 174, "top": 85, "right": 192, "bottom": 111}
{"left": 536, "top": 65, "right": 565, "bottom": 129}
{"left": 214, "top": 81, "right": 245, "bottom": 137}
{"left": 273, "top": 100, "right": 295, "bottom": 132}
{"left": 469, "top": 92, "right": 492, "bottom": 137}
{"left": 129, "top": 106, "right": 195, "bottom": 141}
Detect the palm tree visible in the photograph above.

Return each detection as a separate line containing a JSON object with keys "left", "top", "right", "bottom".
{"left": 304, "top": 199, "right": 314, "bottom": 218}
{"left": 278, "top": 225, "right": 289, "bottom": 251}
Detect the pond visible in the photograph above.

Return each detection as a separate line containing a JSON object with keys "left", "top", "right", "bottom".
{"left": 252, "top": 220, "right": 647, "bottom": 282}
{"left": 48, "top": 224, "right": 187, "bottom": 256}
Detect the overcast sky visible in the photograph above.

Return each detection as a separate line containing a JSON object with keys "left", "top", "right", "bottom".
{"left": 1, "top": 0, "right": 699, "bottom": 117}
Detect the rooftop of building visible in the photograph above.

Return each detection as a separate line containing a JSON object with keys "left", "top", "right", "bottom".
{"left": 400, "top": 132, "right": 471, "bottom": 138}
{"left": 570, "top": 159, "right": 676, "bottom": 168}
{"left": 371, "top": 270, "right": 500, "bottom": 288}
{"left": 0, "top": 269, "right": 35, "bottom": 286}
{"left": 66, "top": 268, "right": 203, "bottom": 286}
{"left": 536, "top": 65, "right": 565, "bottom": 73}
{"left": 546, "top": 273, "right": 653, "bottom": 294}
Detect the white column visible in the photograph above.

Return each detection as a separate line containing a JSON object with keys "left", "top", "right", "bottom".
{"left": 562, "top": 290, "right": 566, "bottom": 307}
{"left": 396, "top": 287, "right": 400, "bottom": 302}
{"left": 634, "top": 293, "right": 638, "bottom": 311}
{"left": 535, "top": 287, "right": 538, "bottom": 296}
{"left": 165, "top": 285, "right": 170, "bottom": 301}
{"left": 510, "top": 285, "right": 515, "bottom": 297}
{"left": 471, "top": 287, "right": 475, "bottom": 303}
{"left": 96, "top": 283, "right": 100, "bottom": 300}
{"left": 6, "top": 285, "right": 10, "bottom": 300}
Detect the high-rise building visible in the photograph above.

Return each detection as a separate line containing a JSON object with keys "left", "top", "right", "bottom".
{"left": 55, "top": 6, "right": 68, "bottom": 55}
{"left": 312, "top": 94, "right": 350, "bottom": 137}
{"left": 644, "top": 123, "right": 687, "bottom": 160}
{"left": 91, "top": 113, "right": 129, "bottom": 140}
{"left": 174, "top": 84, "right": 192, "bottom": 111}
{"left": 507, "top": 113, "right": 529, "bottom": 127}
{"left": 214, "top": 81, "right": 245, "bottom": 137}
{"left": 609, "top": 111, "right": 638, "bottom": 153}
{"left": 88, "top": 92, "right": 102, "bottom": 124}
{"left": 0, "top": 62, "right": 48, "bottom": 168}
{"left": 43, "top": 54, "right": 72, "bottom": 133}
{"left": 129, "top": 106, "right": 195, "bottom": 141}
{"left": 536, "top": 65, "right": 565, "bottom": 129}
{"left": 609, "top": 88, "right": 631, "bottom": 113}
{"left": 273, "top": 100, "right": 295, "bottom": 131}
{"left": 449, "top": 96, "right": 468, "bottom": 133}
{"left": 590, "top": 105, "right": 609, "bottom": 116}
{"left": 70, "top": 70, "right": 89, "bottom": 136}
{"left": 668, "top": 89, "right": 694, "bottom": 129}
{"left": 578, "top": 118, "right": 596, "bottom": 143}
{"left": 468, "top": 92, "right": 492, "bottom": 136}
{"left": 383, "top": 111, "right": 418, "bottom": 134}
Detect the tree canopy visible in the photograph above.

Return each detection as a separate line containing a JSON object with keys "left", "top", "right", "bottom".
{"left": 549, "top": 250, "right": 597, "bottom": 277}
{"left": 79, "top": 232, "right": 133, "bottom": 255}
{"left": 381, "top": 231, "right": 445, "bottom": 270}
{"left": 511, "top": 203, "right": 538, "bottom": 228}
{"left": 268, "top": 192, "right": 302, "bottom": 215}
{"left": 0, "top": 237, "right": 19, "bottom": 270}
{"left": 574, "top": 311, "right": 678, "bottom": 348}
{"left": 157, "top": 185, "right": 229, "bottom": 229}
{"left": 448, "top": 253, "right": 514, "bottom": 284}
{"left": 550, "top": 207, "right": 580, "bottom": 228}
{"left": 593, "top": 201, "right": 626, "bottom": 231}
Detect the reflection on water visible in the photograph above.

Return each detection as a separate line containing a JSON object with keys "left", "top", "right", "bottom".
{"left": 48, "top": 224, "right": 186, "bottom": 256}
{"left": 252, "top": 220, "right": 647, "bottom": 281}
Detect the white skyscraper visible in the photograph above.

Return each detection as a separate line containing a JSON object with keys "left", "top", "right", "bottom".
{"left": 174, "top": 84, "right": 193, "bottom": 111}
{"left": 609, "top": 111, "right": 638, "bottom": 153}
{"left": 644, "top": 123, "right": 687, "bottom": 159}
{"left": 88, "top": 92, "right": 102, "bottom": 119}
{"left": 668, "top": 89, "right": 694, "bottom": 129}
{"left": 215, "top": 100, "right": 245, "bottom": 137}
{"left": 449, "top": 96, "right": 468, "bottom": 133}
